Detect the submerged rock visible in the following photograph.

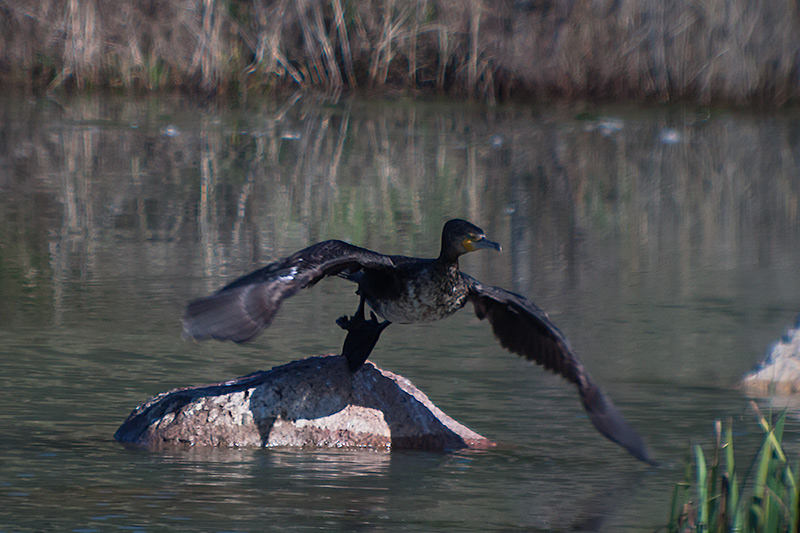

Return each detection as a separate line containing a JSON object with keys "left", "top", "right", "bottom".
{"left": 741, "top": 315, "right": 800, "bottom": 395}
{"left": 115, "top": 354, "right": 493, "bottom": 451}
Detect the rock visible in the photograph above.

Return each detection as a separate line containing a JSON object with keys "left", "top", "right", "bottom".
{"left": 741, "top": 315, "right": 800, "bottom": 396}
{"left": 115, "top": 354, "right": 494, "bottom": 451}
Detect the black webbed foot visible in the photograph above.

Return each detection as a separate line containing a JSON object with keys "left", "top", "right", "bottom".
{"left": 337, "top": 297, "right": 390, "bottom": 372}
{"left": 335, "top": 314, "right": 356, "bottom": 330}
{"left": 336, "top": 290, "right": 368, "bottom": 331}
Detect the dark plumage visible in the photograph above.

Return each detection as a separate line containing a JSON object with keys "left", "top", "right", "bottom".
{"left": 183, "top": 219, "right": 652, "bottom": 463}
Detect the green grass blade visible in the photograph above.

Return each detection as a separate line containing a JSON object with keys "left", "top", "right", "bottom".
{"left": 753, "top": 433, "right": 772, "bottom": 500}
{"left": 668, "top": 482, "right": 686, "bottom": 532}
{"left": 696, "top": 444, "right": 708, "bottom": 528}
{"left": 753, "top": 404, "right": 786, "bottom": 463}
{"left": 729, "top": 473, "right": 743, "bottom": 531}
{"left": 707, "top": 420, "right": 721, "bottom": 531}
{"left": 724, "top": 420, "right": 734, "bottom": 476}
{"left": 794, "top": 463, "right": 800, "bottom": 533}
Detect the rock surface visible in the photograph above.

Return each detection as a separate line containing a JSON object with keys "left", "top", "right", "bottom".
{"left": 742, "top": 315, "right": 800, "bottom": 395}
{"left": 115, "top": 354, "right": 494, "bottom": 451}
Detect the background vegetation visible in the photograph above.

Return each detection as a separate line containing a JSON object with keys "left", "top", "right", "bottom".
{"left": 1, "top": 0, "right": 798, "bottom": 105}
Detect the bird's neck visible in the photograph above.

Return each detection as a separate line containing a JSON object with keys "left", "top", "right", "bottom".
{"left": 434, "top": 254, "right": 460, "bottom": 274}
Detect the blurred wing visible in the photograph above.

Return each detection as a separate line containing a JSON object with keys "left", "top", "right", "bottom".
{"left": 183, "top": 240, "right": 396, "bottom": 343}
{"left": 465, "top": 274, "right": 653, "bottom": 464}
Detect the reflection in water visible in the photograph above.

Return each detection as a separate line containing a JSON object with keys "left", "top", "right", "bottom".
{"left": 3, "top": 97, "right": 799, "bottom": 381}
{"left": 1, "top": 95, "right": 800, "bottom": 530}
{"left": 2, "top": 99, "right": 798, "bottom": 317}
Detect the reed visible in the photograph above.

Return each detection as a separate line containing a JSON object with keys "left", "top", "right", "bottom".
{"left": 1, "top": 0, "right": 797, "bottom": 104}
{"left": 668, "top": 405, "right": 800, "bottom": 532}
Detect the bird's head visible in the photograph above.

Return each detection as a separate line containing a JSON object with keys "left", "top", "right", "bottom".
{"left": 440, "top": 219, "right": 501, "bottom": 261}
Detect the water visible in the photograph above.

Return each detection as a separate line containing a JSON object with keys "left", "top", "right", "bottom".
{"left": 1, "top": 95, "right": 799, "bottom": 531}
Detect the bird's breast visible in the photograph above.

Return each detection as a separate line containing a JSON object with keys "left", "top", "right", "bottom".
{"left": 365, "top": 271, "right": 469, "bottom": 324}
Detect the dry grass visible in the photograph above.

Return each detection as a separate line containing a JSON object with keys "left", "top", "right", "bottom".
{"left": 0, "top": 0, "right": 797, "bottom": 105}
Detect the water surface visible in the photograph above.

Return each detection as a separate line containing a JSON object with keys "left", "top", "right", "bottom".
{"left": 1, "top": 95, "right": 799, "bottom": 531}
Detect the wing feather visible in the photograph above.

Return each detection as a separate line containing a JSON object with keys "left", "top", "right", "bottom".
{"left": 183, "top": 240, "right": 395, "bottom": 343}
{"left": 465, "top": 274, "right": 653, "bottom": 464}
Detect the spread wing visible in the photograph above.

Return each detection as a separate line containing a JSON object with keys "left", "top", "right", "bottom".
{"left": 465, "top": 274, "right": 652, "bottom": 464}
{"left": 183, "top": 240, "right": 396, "bottom": 343}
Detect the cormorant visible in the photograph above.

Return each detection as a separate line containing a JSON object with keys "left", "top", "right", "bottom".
{"left": 183, "top": 219, "right": 652, "bottom": 463}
